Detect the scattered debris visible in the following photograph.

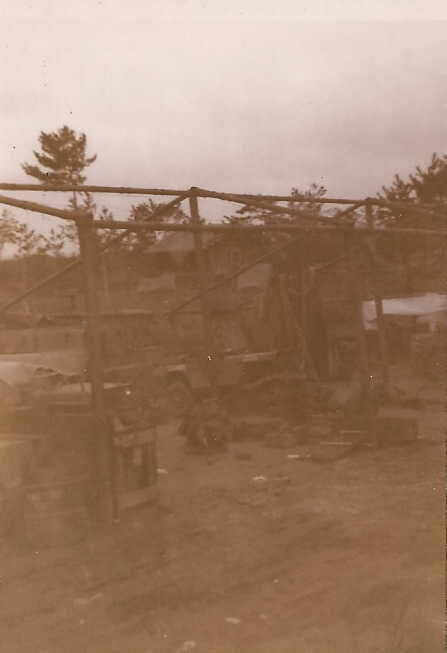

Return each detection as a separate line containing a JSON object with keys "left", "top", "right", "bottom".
{"left": 264, "top": 422, "right": 306, "bottom": 449}
{"left": 235, "top": 451, "right": 252, "bottom": 461}
{"left": 225, "top": 616, "right": 241, "bottom": 625}
{"left": 179, "top": 398, "right": 232, "bottom": 453}
{"left": 310, "top": 444, "right": 357, "bottom": 464}
{"left": 174, "top": 641, "right": 197, "bottom": 653}
{"left": 320, "top": 441, "right": 354, "bottom": 446}
{"left": 272, "top": 476, "right": 291, "bottom": 487}
{"left": 73, "top": 592, "right": 103, "bottom": 608}
{"left": 234, "top": 416, "right": 285, "bottom": 441}
{"left": 264, "top": 429, "right": 296, "bottom": 449}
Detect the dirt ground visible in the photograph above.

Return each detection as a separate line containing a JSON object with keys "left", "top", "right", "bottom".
{"left": 1, "top": 377, "right": 445, "bottom": 653}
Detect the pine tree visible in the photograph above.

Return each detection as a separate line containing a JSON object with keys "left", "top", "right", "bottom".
{"left": 23, "top": 125, "right": 94, "bottom": 182}
{"left": 22, "top": 126, "right": 98, "bottom": 248}
{"left": 22, "top": 125, "right": 97, "bottom": 208}
{"left": 379, "top": 153, "right": 447, "bottom": 210}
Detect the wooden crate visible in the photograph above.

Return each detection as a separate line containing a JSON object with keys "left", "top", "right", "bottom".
{"left": 112, "top": 424, "right": 158, "bottom": 514}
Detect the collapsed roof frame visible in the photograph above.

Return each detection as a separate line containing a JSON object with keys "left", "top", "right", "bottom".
{"left": 0, "top": 183, "right": 445, "bottom": 520}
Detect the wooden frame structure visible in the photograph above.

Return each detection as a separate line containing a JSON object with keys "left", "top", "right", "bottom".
{"left": 0, "top": 182, "right": 445, "bottom": 520}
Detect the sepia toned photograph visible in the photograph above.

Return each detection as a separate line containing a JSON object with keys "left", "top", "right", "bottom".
{"left": 1, "top": 2, "right": 445, "bottom": 652}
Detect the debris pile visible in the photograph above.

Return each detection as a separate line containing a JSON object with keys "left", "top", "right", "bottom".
{"left": 178, "top": 398, "right": 234, "bottom": 453}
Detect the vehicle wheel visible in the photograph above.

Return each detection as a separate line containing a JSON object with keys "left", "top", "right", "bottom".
{"left": 167, "top": 380, "right": 194, "bottom": 419}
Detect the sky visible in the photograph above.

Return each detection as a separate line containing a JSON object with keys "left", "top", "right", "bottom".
{"left": 1, "top": 1, "right": 447, "bottom": 235}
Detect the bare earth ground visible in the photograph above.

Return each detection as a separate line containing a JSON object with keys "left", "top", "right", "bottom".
{"left": 1, "top": 393, "right": 444, "bottom": 653}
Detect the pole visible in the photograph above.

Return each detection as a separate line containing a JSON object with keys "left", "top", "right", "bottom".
{"left": 76, "top": 214, "right": 115, "bottom": 521}
{"left": 344, "top": 231, "right": 370, "bottom": 395}
{"left": 189, "top": 188, "right": 214, "bottom": 362}
{"left": 365, "top": 202, "right": 389, "bottom": 388}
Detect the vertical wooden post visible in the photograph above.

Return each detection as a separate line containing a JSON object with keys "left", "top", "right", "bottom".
{"left": 101, "top": 258, "right": 112, "bottom": 311}
{"left": 278, "top": 274, "right": 295, "bottom": 348}
{"left": 365, "top": 202, "right": 389, "bottom": 387}
{"left": 344, "top": 229, "right": 378, "bottom": 442}
{"left": 344, "top": 230, "right": 370, "bottom": 395}
{"left": 279, "top": 269, "right": 318, "bottom": 380}
{"left": 300, "top": 234, "right": 308, "bottom": 337}
{"left": 189, "top": 188, "right": 214, "bottom": 362}
{"left": 77, "top": 214, "right": 115, "bottom": 521}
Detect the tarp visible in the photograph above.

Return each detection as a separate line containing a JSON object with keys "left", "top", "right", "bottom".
{"left": 0, "top": 349, "right": 86, "bottom": 377}
{"left": 0, "top": 361, "right": 50, "bottom": 386}
{"left": 363, "top": 293, "right": 447, "bottom": 330}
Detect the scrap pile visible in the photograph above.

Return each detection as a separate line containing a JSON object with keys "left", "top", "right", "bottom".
{"left": 178, "top": 397, "right": 235, "bottom": 453}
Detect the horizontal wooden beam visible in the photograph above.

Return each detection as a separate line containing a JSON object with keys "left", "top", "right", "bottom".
{"left": 0, "top": 182, "right": 365, "bottom": 203}
{"left": 1, "top": 191, "right": 444, "bottom": 238}
{"left": 0, "top": 183, "right": 187, "bottom": 197}
{"left": 88, "top": 218, "right": 447, "bottom": 237}
{"left": 0, "top": 193, "right": 81, "bottom": 221}
{"left": 1, "top": 182, "right": 443, "bottom": 219}
{"left": 195, "top": 187, "right": 361, "bottom": 206}
{"left": 191, "top": 189, "right": 357, "bottom": 226}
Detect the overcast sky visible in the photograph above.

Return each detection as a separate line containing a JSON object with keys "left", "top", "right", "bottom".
{"left": 1, "top": 1, "right": 447, "bottom": 232}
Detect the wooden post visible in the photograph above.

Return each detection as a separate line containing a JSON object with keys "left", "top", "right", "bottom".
{"left": 77, "top": 214, "right": 115, "bottom": 521}
{"left": 344, "top": 231, "right": 370, "bottom": 395}
{"left": 278, "top": 274, "right": 295, "bottom": 348}
{"left": 365, "top": 202, "right": 389, "bottom": 387}
{"left": 344, "top": 229, "right": 378, "bottom": 442}
{"left": 279, "top": 270, "right": 318, "bottom": 380}
{"left": 189, "top": 188, "right": 214, "bottom": 363}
